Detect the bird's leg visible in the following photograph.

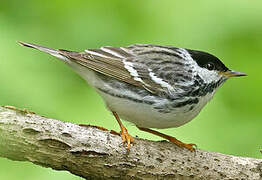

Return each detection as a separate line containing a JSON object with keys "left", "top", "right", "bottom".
{"left": 112, "top": 111, "right": 134, "bottom": 150}
{"left": 137, "top": 126, "right": 196, "bottom": 152}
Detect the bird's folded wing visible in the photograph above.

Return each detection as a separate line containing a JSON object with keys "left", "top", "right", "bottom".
{"left": 58, "top": 45, "right": 182, "bottom": 95}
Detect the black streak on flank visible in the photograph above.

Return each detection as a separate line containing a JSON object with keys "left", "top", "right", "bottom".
{"left": 97, "top": 88, "right": 155, "bottom": 105}
{"left": 172, "top": 98, "right": 199, "bottom": 108}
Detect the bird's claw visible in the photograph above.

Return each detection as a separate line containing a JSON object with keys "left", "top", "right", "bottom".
{"left": 120, "top": 127, "right": 134, "bottom": 150}
{"left": 169, "top": 137, "right": 197, "bottom": 152}
{"left": 182, "top": 143, "right": 197, "bottom": 152}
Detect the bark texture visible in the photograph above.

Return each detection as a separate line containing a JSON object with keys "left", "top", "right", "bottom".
{"left": 0, "top": 106, "right": 261, "bottom": 180}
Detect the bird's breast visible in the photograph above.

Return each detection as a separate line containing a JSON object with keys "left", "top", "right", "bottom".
{"left": 96, "top": 82, "right": 215, "bottom": 129}
{"left": 71, "top": 65, "right": 216, "bottom": 129}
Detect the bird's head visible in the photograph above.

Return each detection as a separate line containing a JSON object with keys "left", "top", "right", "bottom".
{"left": 186, "top": 49, "right": 247, "bottom": 88}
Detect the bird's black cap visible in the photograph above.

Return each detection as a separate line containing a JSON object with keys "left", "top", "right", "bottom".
{"left": 187, "top": 49, "right": 229, "bottom": 72}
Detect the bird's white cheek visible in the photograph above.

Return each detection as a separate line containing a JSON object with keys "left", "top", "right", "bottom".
{"left": 198, "top": 69, "right": 221, "bottom": 84}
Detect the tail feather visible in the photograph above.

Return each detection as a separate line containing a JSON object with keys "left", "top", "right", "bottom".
{"left": 18, "top": 41, "right": 69, "bottom": 62}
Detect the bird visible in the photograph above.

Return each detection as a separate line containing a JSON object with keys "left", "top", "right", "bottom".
{"left": 19, "top": 42, "right": 246, "bottom": 151}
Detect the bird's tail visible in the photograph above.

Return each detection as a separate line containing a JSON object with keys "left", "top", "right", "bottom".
{"left": 18, "top": 41, "right": 69, "bottom": 62}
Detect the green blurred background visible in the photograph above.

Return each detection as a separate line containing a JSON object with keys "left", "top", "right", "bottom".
{"left": 0, "top": 0, "right": 261, "bottom": 179}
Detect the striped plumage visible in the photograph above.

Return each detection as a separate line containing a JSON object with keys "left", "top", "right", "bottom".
{"left": 19, "top": 42, "right": 246, "bottom": 151}
{"left": 54, "top": 44, "right": 226, "bottom": 128}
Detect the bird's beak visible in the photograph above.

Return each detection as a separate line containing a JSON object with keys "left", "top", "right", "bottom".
{"left": 220, "top": 70, "right": 247, "bottom": 78}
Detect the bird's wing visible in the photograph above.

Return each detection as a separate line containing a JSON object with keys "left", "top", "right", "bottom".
{"left": 18, "top": 42, "right": 190, "bottom": 95}
{"left": 58, "top": 44, "right": 191, "bottom": 95}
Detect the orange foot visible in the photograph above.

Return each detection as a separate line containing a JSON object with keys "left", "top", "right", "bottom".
{"left": 137, "top": 126, "right": 196, "bottom": 152}
{"left": 112, "top": 111, "right": 134, "bottom": 150}
{"left": 79, "top": 123, "right": 133, "bottom": 150}
{"left": 120, "top": 126, "right": 134, "bottom": 150}
{"left": 168, "top": 137, "right": 196, "bottom": 152}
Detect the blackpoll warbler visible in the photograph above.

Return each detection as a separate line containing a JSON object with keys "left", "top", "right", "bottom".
{"left": 19, "top": 42, "right": 246, "bottom": 151}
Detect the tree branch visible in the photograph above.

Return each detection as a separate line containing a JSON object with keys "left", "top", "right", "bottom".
{"left": 0, "top": 106, "right": 261, "bottom": 180}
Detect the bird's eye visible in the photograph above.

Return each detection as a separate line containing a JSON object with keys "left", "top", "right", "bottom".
{"left": 205, "top": 62, "right": 215, "bottom": 71}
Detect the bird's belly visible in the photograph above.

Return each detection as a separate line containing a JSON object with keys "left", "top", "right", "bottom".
{"left": 67, "top": 63, "right": 211, "bottom": 129}
{"left": 97, "top": 90, "right": 207, "bottom": 129}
